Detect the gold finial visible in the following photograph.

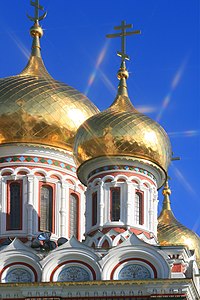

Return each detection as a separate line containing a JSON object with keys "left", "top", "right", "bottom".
{"left": 162, "top": 180, "right": 171, "bottom": 196}
{"left": 161, "top": 180, "right": 172, "bottom": 211}
{"left": 27, "top": 0, "right": 47, "bottom": 58}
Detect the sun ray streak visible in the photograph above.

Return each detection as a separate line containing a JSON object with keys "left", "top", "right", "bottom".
{"left": 7, "top": 31, "right": 30, "bottom": 59}
{"left": 171, "top": 163, "right": 197, "bottom": 197}
{"left": 168, "top": 130, "right": 199, "bottom": 138}
{"left": 156, "top": 58, "right": 188, "bottom": 122}
{"left": 98, "top": 69, "right": 116, "bottom": 95}
{"left": 84, "top": 41, "right": 109, "bottom": 95}
{"left": 192, "top": 215, "right": 200, "bottom": 233}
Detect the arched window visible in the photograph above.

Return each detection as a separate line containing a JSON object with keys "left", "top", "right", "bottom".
{"left": 7, "top": 181, "right": 22, "bottom": 230}
{"left": 40, "top": 185, "right": 53, "bottom": 232}
{"left": 135, "top": 191, "right": 144, "bottom": 225}
{"left": 92, "top": 192, "right": 97, "bottom": 226}
{"left": 69, "top": 193, "right": 79, "bottom": 239}
{"left": 110, "top": 187, "right": 120, "bottom": 221}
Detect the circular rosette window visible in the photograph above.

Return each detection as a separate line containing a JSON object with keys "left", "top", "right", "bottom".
{"left": 118, "top": 264, "right": 151, "bottom": 280}
{"left": 1, "top": 265, "right": 35, "bottom": 283}
{"left": 51, "top": 261, "right": 96, "bottom": 282}
{"left": 111, "top": 259, "right": 157, "bottom": 280}
{"left": 58, "top": 266, "right": 90, "bottom": 282}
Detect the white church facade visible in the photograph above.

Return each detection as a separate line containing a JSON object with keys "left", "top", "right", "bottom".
{"left": 0, "top": 1, "right": 199, "bottom": 299}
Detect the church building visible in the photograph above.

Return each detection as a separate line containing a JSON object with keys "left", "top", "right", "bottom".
{"left": 0, "top": 1, "right": 199, "bottom": 299}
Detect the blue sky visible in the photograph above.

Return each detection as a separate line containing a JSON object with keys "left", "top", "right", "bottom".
{"left": 0, "top": 1, "right": 199, "bottom": 234}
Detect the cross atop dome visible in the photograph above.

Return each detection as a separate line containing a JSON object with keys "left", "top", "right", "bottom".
{"left": 26, "top": 0, "right": 47, "bottom": 58}
{"left": 27, "top": 0, "right": 47, "bottom": 24}
{"left": 106, "top": 20, "right": 141, "bottom": 62}
{"left": 106, "top": 20, "right": 141, "bottom": 96}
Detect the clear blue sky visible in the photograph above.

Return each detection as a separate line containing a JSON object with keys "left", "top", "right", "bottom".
{"left": 0, "top": 1, "right": 199, "bottom": 234}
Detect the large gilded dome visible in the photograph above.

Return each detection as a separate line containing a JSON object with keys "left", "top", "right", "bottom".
{"left": 74, "top": 63, "right": 172, "bottom": 184}
{"left": 0, "top": 22, "right": 99, "bottom": 151}
{"left": 158, "top": 183, "right": 200, "bottom": 267}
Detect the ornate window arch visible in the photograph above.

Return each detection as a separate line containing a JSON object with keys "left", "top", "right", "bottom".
{"left": 6, "top": 181, "right": 22, "bottom": 230}
{"left": 39, "top": 184, "right": 54, "bottom": 232}
{"left": 69, "top": 193, "right": 79, "bottom": 239}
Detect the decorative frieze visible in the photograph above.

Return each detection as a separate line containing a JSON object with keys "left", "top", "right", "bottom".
{"left": 0, "top": 156, "right": 76, "bottom": 173}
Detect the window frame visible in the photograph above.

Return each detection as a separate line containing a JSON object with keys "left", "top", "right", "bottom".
{"left": 69, "top": 191, "right": 80, "bottom": 240}
{"left": 6, "top": 180, "right": 23, "bottom": 231}
{"left": 92, "top": 191, "right": 97, "bottom": 226}
{"left": 135, "top": 190, "right": 144, "bottom": 226}
{"left": 38, "top": 182, "right": 55, "bottom": 233}
{"left": 110, "top": 187, "right": 121, "bottom": 222}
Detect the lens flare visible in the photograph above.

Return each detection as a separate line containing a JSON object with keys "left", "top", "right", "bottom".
{"left": 192, "top": 215, "right": 200, "bottom": 233}
{"left": 156, "top": 94, "right": 171, "bottom": 122}
{"left": 84, "top": 41, "right": 109, "bottom": 95}
{"left": 8, "top": 31, "right": 30, "bottom": 59}
{"left": 168, "top": 130, "right": 199, "bottom": 138}
{"left": 98, "top": 69, "right": 116, "bottom": 95}
{"left": 171, "top": 163, "right": 197, "bottom": 197}
{"left": 171, "top": 60, "right": 187, "bottom": 89}
{"left": 136, "top": 105, "right": 157, "bottom": 114}
{"left": 156, "top": 58, "right": 188, "bottom": 122}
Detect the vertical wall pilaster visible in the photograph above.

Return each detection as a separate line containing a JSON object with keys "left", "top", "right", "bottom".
{"left": 99, "top": 182, "right": 104, "bottom": 228}
{"left": 153, "top": 188, "right": 158, "bottom": 236}
{"left": 126, "top": 181, "right": 132, "bottom": 226}
{"left": 85, "top": 187, "right": 91, "bottom": 233}
{"left": 26, "top": 174, "right": 34, "bottom": 240}
{"left": 60, "top": 181, "right": 67, "bottom": 237}
{"left": 148, "top": 187, "right": 154, "bottom": 233}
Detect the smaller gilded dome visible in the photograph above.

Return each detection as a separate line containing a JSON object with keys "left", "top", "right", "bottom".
{"left": 73, "top": 62, "right": 172, "bottom": 185}
{"left": 158, "top": 182, "right": 200, "bottom": 267}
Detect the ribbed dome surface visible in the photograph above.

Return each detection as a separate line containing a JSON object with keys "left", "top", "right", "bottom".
{"left": 0, "top": 56, "right": 99, "bottom": 151}
{"left": 74, "top": 92, "right": 172, "bottom": 177}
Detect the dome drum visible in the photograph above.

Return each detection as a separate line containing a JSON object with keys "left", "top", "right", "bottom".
{"left": 77, "top": 156, "right": 166, "bottom": 188}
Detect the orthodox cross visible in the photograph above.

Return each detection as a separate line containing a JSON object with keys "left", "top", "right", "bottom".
{"left": 106, "top": 20, "right": 141, "bottom": 62}
{"left": 27, "top": 0, "right": 47, "bottom": 22}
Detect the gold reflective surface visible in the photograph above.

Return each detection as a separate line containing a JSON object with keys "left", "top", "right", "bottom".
{"left": 74, "top": 92, "right": 172, "bottom": 173}
{"left": 158, "top": 183, "right": 200, "bottom": 267}
{"left": 0, "top": 56, "right": 99, "bottom": 151}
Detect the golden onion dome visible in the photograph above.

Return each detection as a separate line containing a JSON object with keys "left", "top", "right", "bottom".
{"left": 73, "top": 61, "right": 172, "bottom": 184}
{"left": 158, "top": 182, "right": 200, "bottom": 267}
{"left": 0, "top": 20, "right": 99, "bottom": 151}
